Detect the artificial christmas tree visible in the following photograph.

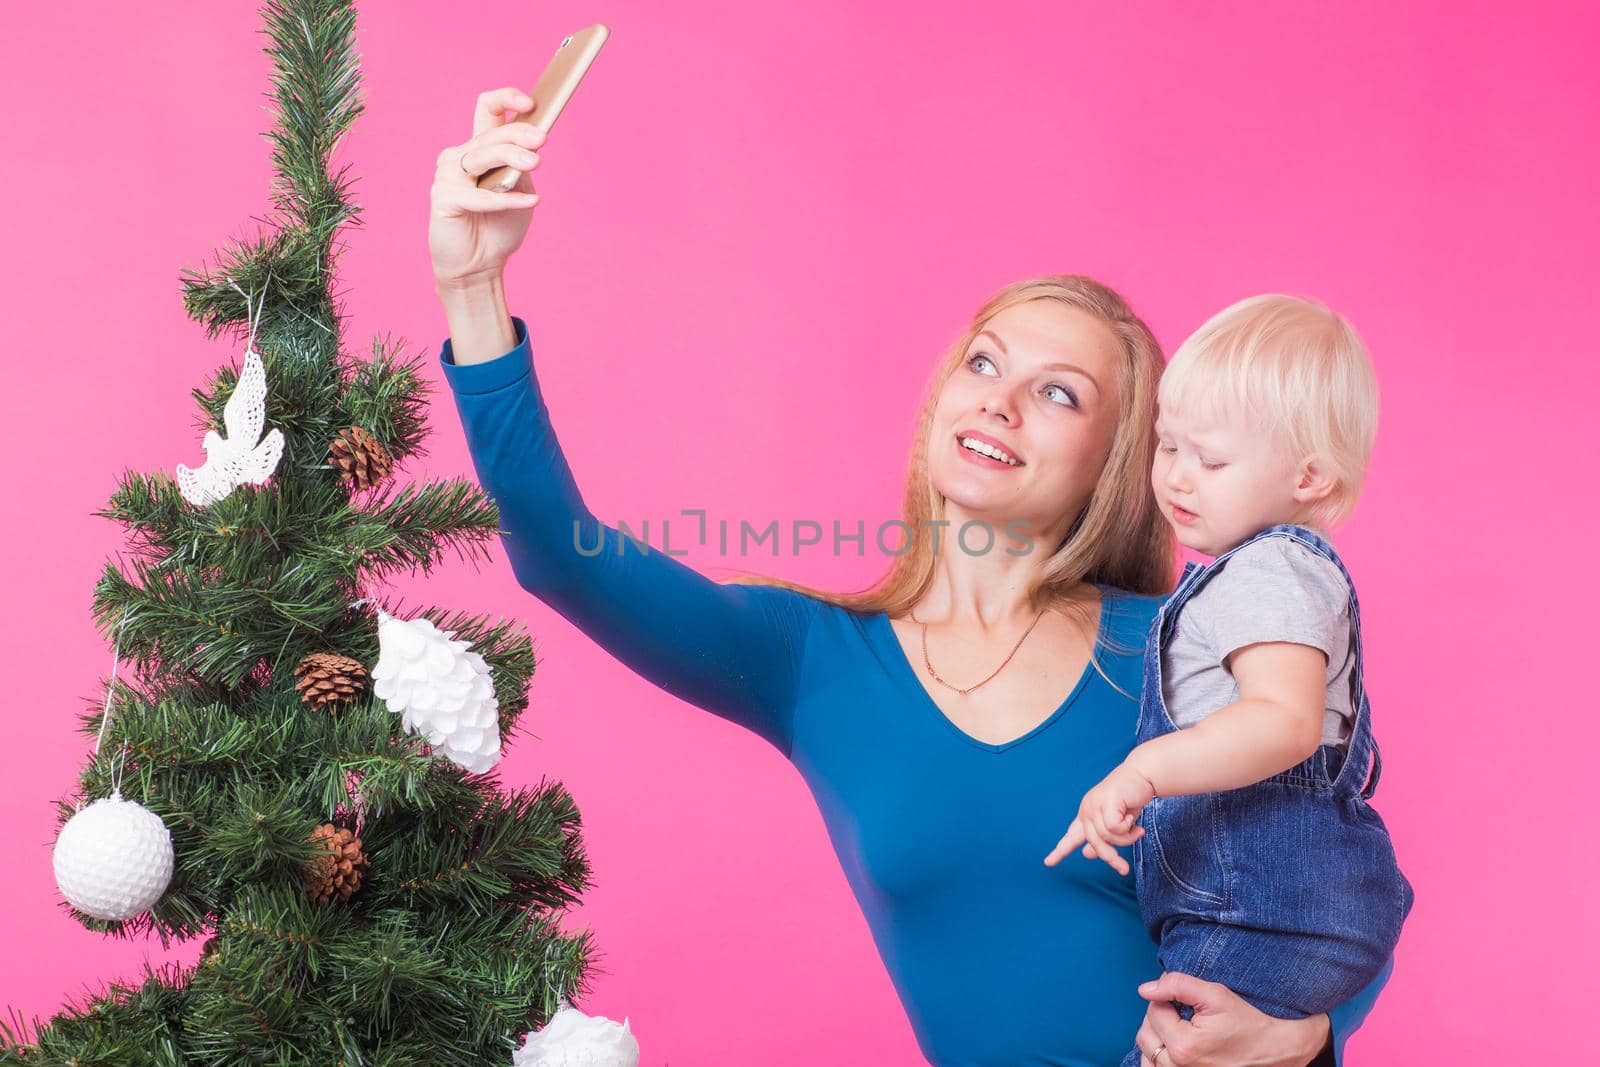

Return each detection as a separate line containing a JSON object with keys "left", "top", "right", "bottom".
{"left": 1, "top": 2, "right": 621, "bottom": 1062}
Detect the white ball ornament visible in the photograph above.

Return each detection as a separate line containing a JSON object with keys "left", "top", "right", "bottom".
{"left": 512, "top": 999, "right": 640, "bottom": 1067}
{"left": 370, "top": 608, "right": 502, "bottom": 773}
{"left": 52, "top": 789, "right": 175, "bottom": 921}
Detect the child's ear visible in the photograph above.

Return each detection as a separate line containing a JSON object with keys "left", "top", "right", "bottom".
{"left": 1291, "top": 453, "right": 1338, "bottom": 507}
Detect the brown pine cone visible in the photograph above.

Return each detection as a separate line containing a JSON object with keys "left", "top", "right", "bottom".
{"left": 327, "top": 426, "right": 393, "bottom": 491}
{"left": 293, "top": 652, "right": 368, "bottom": 710}
{"left": 305, "top": 823, "right": 370, "bottom": 904}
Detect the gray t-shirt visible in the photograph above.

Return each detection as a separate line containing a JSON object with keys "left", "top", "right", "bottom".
{"left": 1162, "top": 536, "right": 1356, "bottom": 749}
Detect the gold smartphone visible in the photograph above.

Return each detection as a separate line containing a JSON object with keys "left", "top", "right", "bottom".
{"left": 476, "top": 23, "right": 610, "bottom": 193}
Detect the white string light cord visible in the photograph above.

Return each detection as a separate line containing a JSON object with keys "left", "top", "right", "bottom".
{"left": 225, "top": 273, "right": 266, "bottom": 358}
{"left": 86, "top": 600, "right": 379, "bottom": 820}
{"left": 86, "top": 606, "right": 135, "bottom": 808}
{"left": 81, "top": 286, "right": 264, "bottom": 806}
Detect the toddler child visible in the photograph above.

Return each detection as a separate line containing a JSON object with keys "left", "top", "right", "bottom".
{"left": 1043, "top": 294, "right": 1413, "bottom": 1064}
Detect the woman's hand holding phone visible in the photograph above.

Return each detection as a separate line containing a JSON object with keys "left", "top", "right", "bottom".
{"left": 429, "top": 87, "right": 546, "bottom": 291}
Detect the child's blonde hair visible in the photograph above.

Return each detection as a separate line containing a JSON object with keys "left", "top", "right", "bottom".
{"left": 1159, "top": 294, "right": 1378, "bottom": 529}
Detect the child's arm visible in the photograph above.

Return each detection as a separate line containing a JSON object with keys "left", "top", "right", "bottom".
{"left": 1044, "top": 639, "right": 1327, "bottom": 873}
{"left": 1125, "top": 639, "right": 1328, "bottom": 797}
{"left": 1046, "top": 536, "right": 1350, "bottom": 873}
{"left": 1043, "top": 762, "right": 1153, "bottom": 873}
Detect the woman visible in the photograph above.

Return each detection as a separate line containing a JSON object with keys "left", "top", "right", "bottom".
{"left": 426, "top": 87, "right": 1391, "bottom": 1066}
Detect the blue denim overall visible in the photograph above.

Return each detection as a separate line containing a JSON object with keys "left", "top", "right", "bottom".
{"left": 1119, "top": 524, "right": 1413, "bottom": 1065}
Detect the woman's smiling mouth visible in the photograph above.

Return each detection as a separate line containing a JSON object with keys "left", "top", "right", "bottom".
{"left": 956, "top": 431, "right": 1024, "bottom": 467}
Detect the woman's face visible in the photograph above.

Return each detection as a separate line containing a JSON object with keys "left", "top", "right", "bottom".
{"left": 929, "top": 300, "right": 1124, "bottom": 550}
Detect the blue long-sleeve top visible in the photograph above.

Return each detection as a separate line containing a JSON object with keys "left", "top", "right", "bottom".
{"left": 438, "top": 315, "right": 1388, "bottom": 1067}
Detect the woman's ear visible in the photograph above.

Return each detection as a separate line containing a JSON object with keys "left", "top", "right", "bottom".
{"left": 1291, "top": 453, "right": 1338, "bottom": 507}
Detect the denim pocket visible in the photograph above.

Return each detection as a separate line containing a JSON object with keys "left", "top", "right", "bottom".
{"left": 1141, "top": 793, "right": 1228, "bottom": 908}
{"left": 1349, "top": 795, "right": 1416, "bottom": 937}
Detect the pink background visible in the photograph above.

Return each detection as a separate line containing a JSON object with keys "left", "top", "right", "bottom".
{"left": 2, "top": 1, "right": 1592, "bottom": 1061}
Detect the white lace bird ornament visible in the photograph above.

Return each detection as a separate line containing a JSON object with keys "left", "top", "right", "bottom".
{"left": 175, "top": 344, "right": 285, "bottom": 506}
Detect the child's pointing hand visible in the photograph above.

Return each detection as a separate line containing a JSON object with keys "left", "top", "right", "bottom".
{"left": 1043, "top": 762, "right": 1158, "bottom": 875}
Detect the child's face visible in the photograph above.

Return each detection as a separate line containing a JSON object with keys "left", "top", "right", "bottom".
{"left": 1151, "top": 404, "right": 1309, "bottom": 557}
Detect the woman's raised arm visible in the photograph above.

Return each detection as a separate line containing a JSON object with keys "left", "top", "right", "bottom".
{"left": 435, "top": 298, "right": 817, "bottom": 757}
{"left": 427, "top": 89, "right": 818, "bottom": 758}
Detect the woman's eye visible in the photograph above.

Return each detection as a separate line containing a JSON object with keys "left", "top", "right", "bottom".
{"left": 1200, "top": 459, "right": 1227, "bottom": 471}
{"left": 1158, "top": 442, "right": 1177, "bottom": 455}
{"left": 1043, "top": 383, "right": 1079, "bottom": 408}
{"left": 966, "top": 353, "right": 1078, "bottom": 408}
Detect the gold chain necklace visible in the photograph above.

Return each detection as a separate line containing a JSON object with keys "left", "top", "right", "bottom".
{"left": 915, "top": 608, "right": 1046, "bottom": 696}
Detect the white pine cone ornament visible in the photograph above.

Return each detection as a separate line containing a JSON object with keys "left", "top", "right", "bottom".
{"left": 51, "top": 789, "right": 175, "bottom": 921}
{"left": 370, "top": 609, "right": 501, "bottom": 773}
{"left": 513, "top": 999, "right": 640, "bottom": 1067}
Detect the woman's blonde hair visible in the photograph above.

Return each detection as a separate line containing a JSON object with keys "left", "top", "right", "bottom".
{"left": 713, "top": 273, "right": 1175, "bottom": 657}
{"left": 1158, "top": 293, "right": 1378, "bottom": 529}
